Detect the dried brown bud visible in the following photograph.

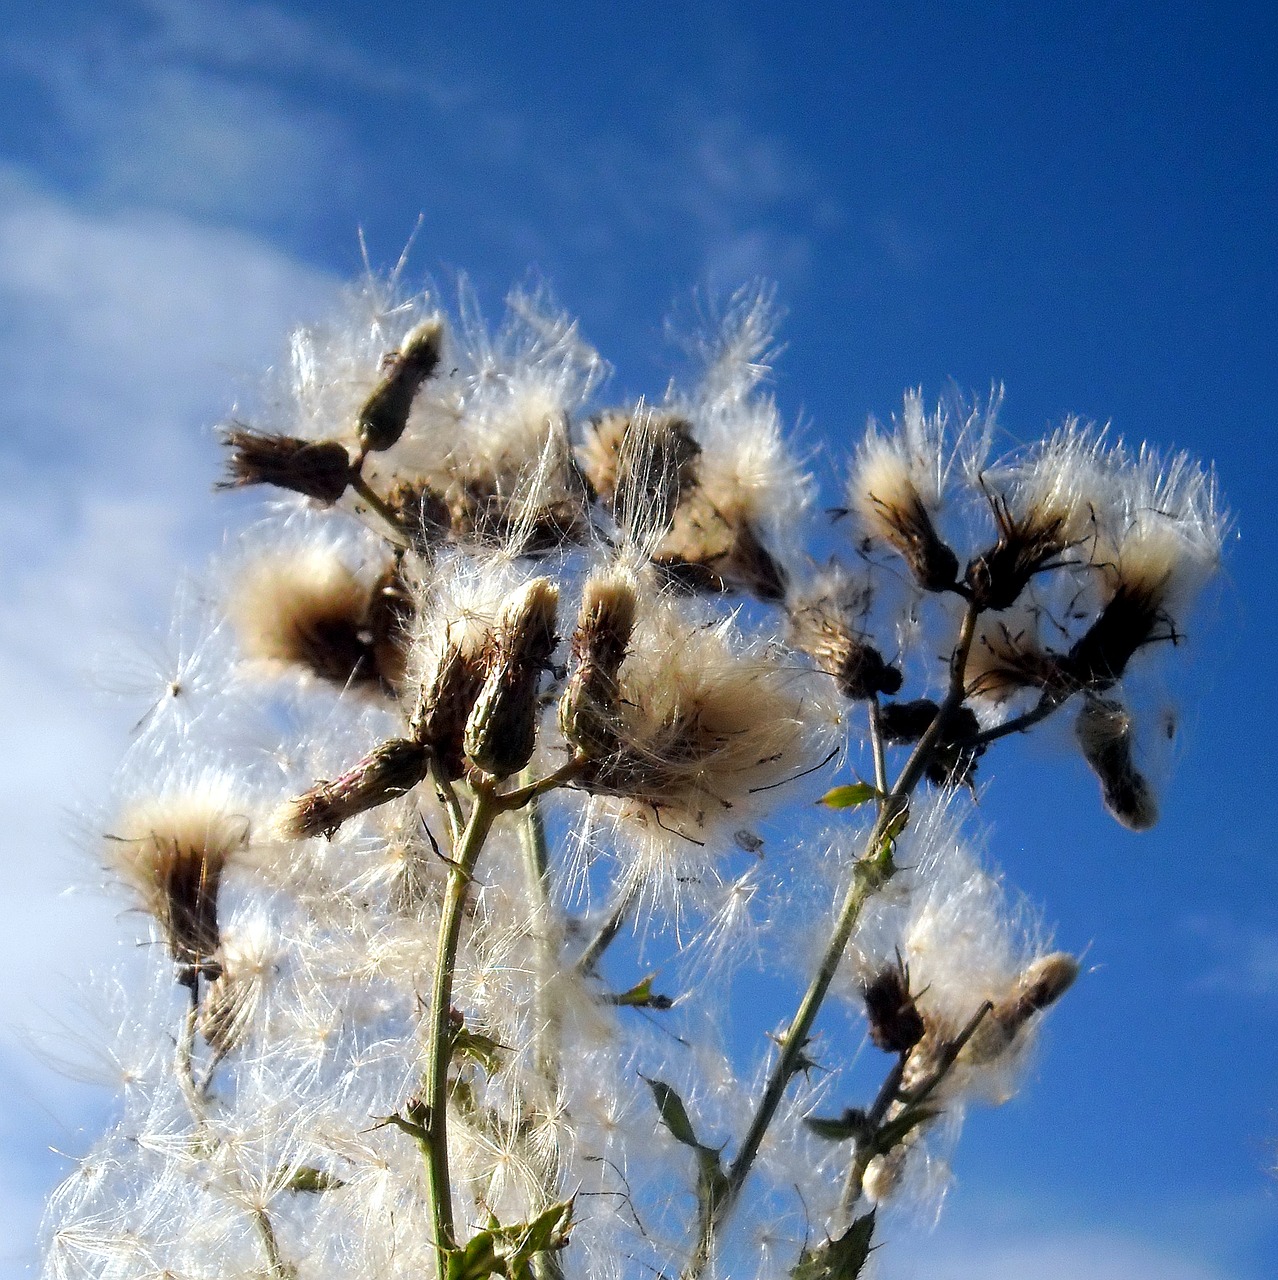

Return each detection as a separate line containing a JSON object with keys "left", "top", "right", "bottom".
{"left": 1074, "top": 696, "right": 1158, "bottom": 830}
{"left": 411, "top": 632, "right": 488, "bottom": 782}
{"left": 997, "top": 952, "right": 1081, "bottom": 1026}
{"left": 357, "top": 316, "right": 445, "bottom": 454}
{"left": 217, "top": 427, "right": 356, "bottom": 503}
{"left": 787, "top": 571, "right": 902, "bottom": 700}
{"left": 862, "top": 958, "right": 926, "bottom": 1054}
{"left": 965, "top": 951, "right": 1082, "bottom": 1066}
{"left": 279, "top": 738, "right": 430, "bottom": 839}
{"left": 559, "top": 574, "right": 638, "bottom": 757}
{"left": 464, "top": 578, "right": 560, "bottom": 778}
{"left": 880, "top": 699, "right": 983, "bottom": 787}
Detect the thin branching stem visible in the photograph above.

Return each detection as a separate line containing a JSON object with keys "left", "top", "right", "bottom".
{"left": 868, "top": 695, "right": 888, "bottom": 803}
{"left": 349, "top": 472, "right": 410, "bottom": 546}
{"left": 682, "top": 600, "right": 984, "bottom": 1280}
{"left": 966, "top": 690, "right": 1071, "bottom": 747}
{"left": 839, "top": 1055, "right": 907, "bottom": 1220}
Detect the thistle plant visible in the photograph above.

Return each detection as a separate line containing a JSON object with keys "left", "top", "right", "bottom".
{"left": 41, "top": 273, "right": 1227, "bottom": 1280}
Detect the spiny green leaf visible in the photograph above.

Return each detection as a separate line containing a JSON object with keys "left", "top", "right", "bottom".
{"left": 803, "top": 1108, "right": 870, "bottom": 1143}
{"left": 287, "top": 1165, "right": 344, "bottom": 1193}
{"left": 644, "top": 1078, "right": 729, "bottom": 1237}
{"left": 791, "top": 1210, "right": 876, "bottom": 1280}
{"left": 820, "top": 782, "right": 880, "bottom": 810}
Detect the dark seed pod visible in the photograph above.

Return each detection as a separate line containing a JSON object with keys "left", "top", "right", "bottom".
{"left": 862, "top": 958, "right": 925, "bottom": 1054}
{"left": 357, "top": 316, "right": 445, "bottom": 454}
{"left": 217, "top": 427, "right": 356, "bottom": 503}
{"left": 280, "top": 739, "right": 430, "bottom": 839}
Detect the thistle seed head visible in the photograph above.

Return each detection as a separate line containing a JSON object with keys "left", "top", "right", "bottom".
{"left": 107, "top": 789, "right": 251, "bottom": 986}
{"left": 216, "top": 427, "right": 356, "bottom": 503}
{"left": 1074, "top": 696, "right": 1158, "bottom": 830}
{"left": 464, "top": 577, "right": 560, "bottom": 778}
{"left": 227, "top": 547, "right": 395, "bottom": 692}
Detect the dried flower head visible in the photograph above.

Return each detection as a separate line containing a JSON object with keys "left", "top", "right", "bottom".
{"left": 107, "top": 785, "right": 252, "bottom": 985}
{"left": 965, "top": 608, "right": 1063, "bottom": 705}
{"left": 787, "top": 565, "right": 902, "bottom": 700}
{"left": 848, "top": 391, "right": 983, "bottom": 593}
{"left": 216, "top": 427, "right": 356, "bottom": 503}
{"left": 226, "top": 545, "right": 404, "bottom": 693}
{"left": 464, "top": 577, "right": 560, "bottom": 778}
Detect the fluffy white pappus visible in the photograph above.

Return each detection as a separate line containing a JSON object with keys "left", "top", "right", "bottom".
{"left": 1105, "top": 443, "right": 1229, "bottom": 614}
{"left": 26, "top": 964, "right": 191, "bottom": 1098}
{"left": 246, "top": 274, "right": 443, "bottom": 450}
{"left": 94, "top": 580, "right": 236, "bottom": 754}
{"left": 375, "top": 281, "right": 605, "bottom": 554}
{"left": 854, "top": 387, "right": 998, "bottom": 517}
{"left": 667, "top": 283, "right": 784, "bottom": 409}
{"left": 994, "top": 419, "right": 1117, "bottom": 553}
{"left": 575, "top": 592, "right": 841, "bottom": 921}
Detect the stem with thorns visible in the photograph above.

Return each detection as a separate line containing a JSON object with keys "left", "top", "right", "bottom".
{"left": 682, "top": 601, "right": 983, "bottom": 1280}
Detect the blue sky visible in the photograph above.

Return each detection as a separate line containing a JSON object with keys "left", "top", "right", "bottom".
{"left": 1, "top": 2, "right": 1275, "bottom": 1277}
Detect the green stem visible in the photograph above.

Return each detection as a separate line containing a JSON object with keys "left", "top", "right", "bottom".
{"left": 681, "top": 601, "right": 983, "bottom": 1280}
{"left": 350, "top": 473, "right": 409, "bottom": 545}
{"left": 422, "top": 787, "right": 500, "bottom": 1264}
{"left": 516, "top": 781, "right": 563, "bottom": 1095}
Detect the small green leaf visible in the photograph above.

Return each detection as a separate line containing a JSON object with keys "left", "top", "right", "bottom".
{"left": 287, "top": 1165, "right": 344, "bottom": 1193}
{"left": 611, "top": 975, "right": 675, "bottom": 1009}
{"left": 644, "top": 1078, "right": 729, "bottom": 1238}
{"left": 645, "top": 1077, "right": 701, "bottom": 1148}
{"left": 820, "top": 783, "right": 880, "bottom": 810}
{"left": 451, "top": 1026, "right": 506, "bottom": 1075}
{"left": 791, "top": 1210, "right": 877, "bottom": 1280}
{"left": 803, "top": 1108, "right": 869, "bottom": 1143}
{"left": 447, "top": 1200, "right": 575, "bottom": 1280}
